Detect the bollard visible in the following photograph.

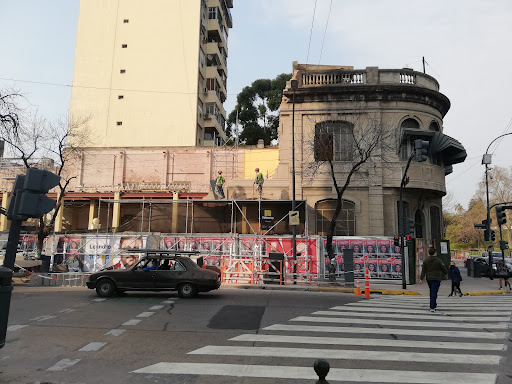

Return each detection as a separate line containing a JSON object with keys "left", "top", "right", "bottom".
{"left": 364, "top": 268, "right": 370, "bottom": 299}
{"left": 355, "top": 278, "right": 361, "bottom": 295}
{"left": 313, "top": 359, "right": 330, "bottom": 383}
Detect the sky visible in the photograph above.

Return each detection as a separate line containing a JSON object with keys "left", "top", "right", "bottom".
{"left": 1, "top": 0, "right": 512, "bottom": 210}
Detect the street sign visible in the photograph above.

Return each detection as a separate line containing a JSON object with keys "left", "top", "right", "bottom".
{"left": 289, "top": 211, "right": 299, "bottom": 226}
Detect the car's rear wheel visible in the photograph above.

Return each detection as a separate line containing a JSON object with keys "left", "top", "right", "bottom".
{"left": 177, "top": 282, "right": 198, "bottom": 298}
{"left": 96, "top": 279, "right": 115, "bottom": 297}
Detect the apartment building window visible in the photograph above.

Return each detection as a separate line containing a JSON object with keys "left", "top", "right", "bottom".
{"left": 208, "top": 7, "right": 217, "bottom": 20}
{"left": 205, "top": 103, "right": 217, "bottom": 116}
{"left": 117, "top": 121, "right": 123, "bottom": 126}
{"left": 122, "top": 44, "right": 127, "bottom": 48}
{"left": 315, "top": 199, "right": 355, "bottom": 236}
{"left": 123, "top": 19, "right": 129, "bottom": 23}
{"left": 314, "top": 121, "right": 354, "bottom": 162}
{"left": 118, "top": 95, "right": 124, "bottom": 99}
{"left": 120, "top": 69, "right": 126, "bottom": 74}
{"left": 206, "top": 78, "right": 215, "bottom": 90}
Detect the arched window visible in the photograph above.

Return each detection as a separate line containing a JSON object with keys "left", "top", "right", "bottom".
{"left": 401, "top": 118, "right": 419, "bottom": 129}
{"left": 400, "top": 119, "right": 420, "bottom": 160}
{"left": 415, "top": 210, "right": 424, "bottom": 239}
{"left": 314, "top": 121, "right": 354, "bottom": 162}
{"left": 430, "top": 206, "right": 441, "bottom": 242}
{"left": 429, "top": 121, "right": 440, "bottom": 131}
{"left": 315, "top": 199, "right": 355, "bottom": 236}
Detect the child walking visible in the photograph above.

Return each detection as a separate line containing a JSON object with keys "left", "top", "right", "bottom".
{"left": 448, "top": 261, "right": 463, "bottom": 297}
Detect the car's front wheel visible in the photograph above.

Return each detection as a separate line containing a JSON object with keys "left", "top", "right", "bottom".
{"left": 96, "top": 279, "right": 116, "bottom": 297}
{"left": 177, "top": 282, "right": 198, "bottom": 298}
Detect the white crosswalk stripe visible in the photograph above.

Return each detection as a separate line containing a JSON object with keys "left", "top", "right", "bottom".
{"left": 133, "top": 295, "right": 511, "bottom": 383}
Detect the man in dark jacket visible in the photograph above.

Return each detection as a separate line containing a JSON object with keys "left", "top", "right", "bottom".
{"left": 420, "top": 248, "right": 448, "bottom": 312}
{"left": 448, "top": 261, "right": 463, "bottom": 297}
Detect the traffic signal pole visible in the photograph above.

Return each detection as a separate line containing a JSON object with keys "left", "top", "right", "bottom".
{"left": 0, "top": 219, "right": 23, "bottom": 349}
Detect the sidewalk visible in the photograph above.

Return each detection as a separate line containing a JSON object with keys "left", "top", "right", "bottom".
{"left": 11, "top": 263, "right": 511, "bottom": 296}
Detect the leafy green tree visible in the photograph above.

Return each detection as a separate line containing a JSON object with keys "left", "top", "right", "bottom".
{"left": 227, "top": 73, "right": 291, "bottom": 145}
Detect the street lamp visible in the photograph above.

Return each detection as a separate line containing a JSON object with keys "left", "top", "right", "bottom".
{"left": 483, "top": 132, "right": 512, "bottom": 270}
{"left": 290, "top": 79, "right": 298, "bottom": 284}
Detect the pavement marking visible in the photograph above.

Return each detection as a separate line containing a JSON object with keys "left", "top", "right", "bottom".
{"left": 149, "top": 305, "right": 164, "bottom": 310}
{"left": 136, "top": 311, "right": 155, "bottom": 318}
{"left": 230, "top": 334, "right": 506, "bottom": 351}
{"left": 131, "top": 362, "right": 497, "bottom": 384}
{"left": 105, "top": 329, "right": 126, "bottom": 336}
{"left": 189, "top": 345, "right": 501, "bottom": 365}
{"left": 7, "top": 325, "right": 27, "bottom": 331}
{"left": 291, "top": 316, "right": 509, "bottom": 329}
{"left": 46, "top": 359, "right": 81, "bottom": 372}
{"left": 161, "top": 300, "right": 175, "bottom": 304}
{"left": 263, "top": 324, "right": 505, "bottom": 339}
{"left": 79, "top": 342, "right": 107, "bottom": 352}
{"left": 312, "top": 310, "right": 510, "bottom": 322}
{"left": 345, "top": 302, "right": 512, "bottom": 312}
{"left": 329, "top": 306, "right": 511, "bottom": 316}
{"left": 92, "top": 298, "right": 107, "bottom": 302}
{"left": 29, "top": 315, "right": 57, "bottom": 322}
{"left": 122, "top": 319, "right": 142, "bottom": 326}
{"left": 58, "top": 308, "right": 76, "bottom": 313}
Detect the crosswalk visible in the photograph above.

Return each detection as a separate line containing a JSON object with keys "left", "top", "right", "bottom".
{"left": 133, "top": 295, "right": 512, "bottom": 383}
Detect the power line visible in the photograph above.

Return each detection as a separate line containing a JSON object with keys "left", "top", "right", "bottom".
{"left": 305, "top": 0, "right": 318, "bottom": 65}
{"left": 0, "top": 76, "right": 239, "bottom": 96}
{"left": 318, "top": 0, "right": 333, "bottom": 65}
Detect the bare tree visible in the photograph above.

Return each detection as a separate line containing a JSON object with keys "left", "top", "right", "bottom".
{"left": 304, "top": 114, "right": 396, "bottom": 282}
{"left": 0, "top": 91, "right": 91, "bottom": 256}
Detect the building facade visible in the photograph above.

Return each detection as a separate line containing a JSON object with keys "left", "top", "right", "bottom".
{"left": 248, "top": 62, "right": 466, "bottom": 245}
{"left": 70, "top": 0, "right": 233, "bottom": 147}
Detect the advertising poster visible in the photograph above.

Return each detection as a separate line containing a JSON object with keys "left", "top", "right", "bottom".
{"left": 84, "top": 235, "right": 114, "bottom": 272}
{"left": 113, "top": 235, "right": 143, "bottom": 270}
{"left": 64, "top": 236, "right": 82, "bottom": 272}
{"left": 264, "top": 237, "right": 318, "bottom": 276}
{"left": 323, "top": 238, "right": 401, "bottom": 280}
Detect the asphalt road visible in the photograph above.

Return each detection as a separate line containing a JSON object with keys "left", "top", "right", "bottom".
{"left": 1, "top": 286, "right": 511, "bottom": 384}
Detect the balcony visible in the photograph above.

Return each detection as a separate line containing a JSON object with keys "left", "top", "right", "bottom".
{"left": 295, "top": 66, "right": 440, "bottom": 92}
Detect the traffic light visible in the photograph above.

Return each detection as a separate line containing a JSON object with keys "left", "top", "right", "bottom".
{"left": 6, "top": 168, "right": 60, "bottom": 220}
{"left": 402, "top": 218, "right": 415, "bottom": 236}
{"left": 393, "top": 236, "right": 400, "bottom": 247}
{"left": 496, "top": 206, "right": 507, "bottom": 226}
{"left": 404, "top": 235, "right": 412, "bottom": 241}
{"left": 499, "top": 240, "right": 509, "bottom": 251}
{"left": 484, "top": 229, "right": 489, "bottom": 241}
{"left": 414, "top": 139, "right": 429, "bottom": 162}
{"left": 491, "top": 230, "right": 496, "bottom": 241}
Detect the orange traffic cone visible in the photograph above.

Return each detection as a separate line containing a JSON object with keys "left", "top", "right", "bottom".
{"left": 355, "top": 278, "right": 361, "bottom": 295}
{"left": 364, "top": 268, "right": 370, "bottom": 299}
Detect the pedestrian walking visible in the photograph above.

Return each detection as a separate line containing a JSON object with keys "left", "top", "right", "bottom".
{"left": 448, "top": 261, "right": 463, "bottom": 297}
{"left": 254, "top": 168, "right": 264, "bottom": 197}
{"left": 215, "top": 170, "right": 225, "bottom": 199}
{"left": 419, "top": 248, "right": 448, "bottom": 312}
{"left": 496, "top": 260, "right": 511, "bottom": 290}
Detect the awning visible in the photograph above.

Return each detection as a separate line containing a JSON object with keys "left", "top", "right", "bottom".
{"left": 429, "top": 131, "right": 467, "bottom": 166}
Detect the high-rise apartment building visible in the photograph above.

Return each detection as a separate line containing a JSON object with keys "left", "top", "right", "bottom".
{"left": 70, "top": 0, "right": 233, "bottom": 147}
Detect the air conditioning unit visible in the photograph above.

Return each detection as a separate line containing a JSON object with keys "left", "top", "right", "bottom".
{"left": 203, "top": 88, "right": 208, "bottom": 94}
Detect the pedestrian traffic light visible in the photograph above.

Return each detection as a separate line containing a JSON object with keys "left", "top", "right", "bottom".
{"left": 404, "top": 235, "right": 412, "bottom": 241}
{"left": 393, "top": 236, "right": 400, "bottom": 246}
{"left": 499, "top": 240, "right": 509, "bottom": 251}
{"left": 6, "top": 168, "right": 60, "bottom": 220}
{"left": 496, "top": 206, "right": 507, "bottom": 226}
{"left": 414, "top": 139, "right": 429, "bottom": 162}
{"left": 491, "top": 230, "right": 496, "bottom": 241}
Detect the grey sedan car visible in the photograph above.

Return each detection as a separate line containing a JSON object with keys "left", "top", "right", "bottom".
{"left": 86, "top": 250, "right": 221, "bottom": 298}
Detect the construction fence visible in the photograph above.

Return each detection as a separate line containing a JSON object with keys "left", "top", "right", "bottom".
{"left": 1, "top": 233, "right": 404, "bottom": 285}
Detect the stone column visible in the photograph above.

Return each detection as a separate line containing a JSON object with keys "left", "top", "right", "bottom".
{"left": 112, "top": 192, "right": 121, "bottom": 228}
{"left": 172, "top": 191, "right": 179, "bottom": 233}
{"left": 0, "top": 192, "right": 9, "bottom": 231}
